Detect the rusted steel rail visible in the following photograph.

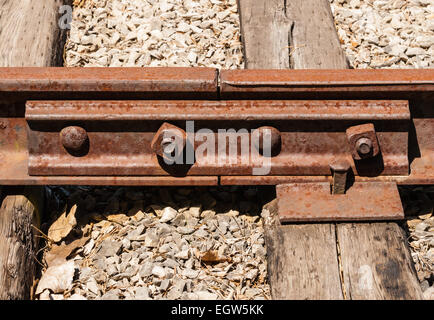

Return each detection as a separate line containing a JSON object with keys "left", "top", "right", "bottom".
{"left": 0, "top": 67, "right": 432, "bottom": 221}
{"left": 0, "top": 67, "right": 432, "bottom": 184}
{"left": 220, "top": 69, "right": 434, "bottom": 98}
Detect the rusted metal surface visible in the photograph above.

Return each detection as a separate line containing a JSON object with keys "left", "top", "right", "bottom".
{"left": 220, "top": 172, "right": 434, "bottom": 185}
{"left": 0, "top": 117, "right": 211, "bottom": 185}
{"left": 251, "top": 126, "right": 281, "bottom": 157}
{"left": 346, "top": 123, "right": 380, "bottom": 160}
{"left": 410, "top": 118, "right": 434, "bottom": 182}
{"left": 25, "top": 100, "right": 410, "bottom": 176}
{"left": 0, "top": 68, "right": 430, "bottom": 187}
{"left": 2, "top": 68, "right": 433, "bottom": 99}
{"left": 151, "top": 122, "right": 187, "bottom": 161}
{"left": 0, "top": 67, "right": 218, "bottom": 101}
{"left": 60, "top": 126, "right": 89, "bottom": 154}
{"left": 276, "top": 182, "right": 404, "bottom": 222}
{"left": 25, "top": 100, "right": 410, "bottom": 121}
{"left": 330, "top": 161, "right": 351, "bottom": 194}
{"left": 220, "top": 69, "right": 434, "bottom": 99}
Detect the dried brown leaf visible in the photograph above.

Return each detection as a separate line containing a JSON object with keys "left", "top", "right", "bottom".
{"left": 48, "top": 205, "right": 78, "bottom": 243}
{"left": 201, "top": 250, "right": 231, "bottom": 265}
{"left": 45, "top": 236, "right": 90, "bottom": 267}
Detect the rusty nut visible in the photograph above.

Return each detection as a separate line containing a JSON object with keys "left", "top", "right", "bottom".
{"left": 60, "top": 126, "right": 88, "bottom": 152}
{"left": 346, "top": 123, "right": 380, "bottom": 160}
{"left": 151, "top": 122, "right": 187, "bottom": 161}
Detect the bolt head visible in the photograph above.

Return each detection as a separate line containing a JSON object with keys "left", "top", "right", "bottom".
{"left": 161, "top": 134, "right": 177, "bottom": 154}
{"left": 346, "top": 123, "right": 380, "bottom": 160}
{"left": 252, "top": 126, "right": 281, "bottom": 157}
{"left": 60, "top": 126, "right": 88, "bottom": 152}
{"left": 151, "top": 122, "right": 187, "bottom": 160}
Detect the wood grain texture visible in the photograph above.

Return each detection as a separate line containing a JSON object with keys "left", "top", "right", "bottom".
{"left": 337, "top": 223, "right": 424, "bottom": 300}
{"left": 0, "top": 193, "right": 40, "bottom": 299}
{"left": 0, "top": 0, "right": 62, "bottom": 299}
{"left": 0, "top": 0, "right": 69, "bottom": 66}
{"left": 237, "top": 0, "right": 348, "bottom": 69}
{"left": 266, "top": 223, "right": 344, "bottom": 299}
{"left": 262, "top": 200, "right": 343, "bottom": 300}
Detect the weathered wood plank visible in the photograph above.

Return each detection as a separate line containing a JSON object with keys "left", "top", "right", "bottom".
{"left": 0, "top": 0, "right": 69, "bottom": 66}
{"left": 0, "top": 189, "right": 43, "bottom": 300}
{"left": 237, "top": 0, "right": 348, "bottom": 69}
{"left": 237, "top": 0, "right": 291, "bottom": 69}
{"left": 0, "top": 0, "right": 67, "bottom": 299}
{"left": 262, "top": 200, "right": 343, "bottom": 300}
{"left": 266, "top": 225, "right": 344, "bottom": 299}
{"left": 337, "top": 223, "right": 424, "bottom": 299}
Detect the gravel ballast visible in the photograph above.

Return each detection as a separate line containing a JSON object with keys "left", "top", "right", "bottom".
{"left": 329, "top": 0, "right": 434, "bottom": 68}
{"left": 36, "top": 187, "right": 271, "bottom": 300}
{"left": 66, "top": 0, "right": 244, "bottom": 68}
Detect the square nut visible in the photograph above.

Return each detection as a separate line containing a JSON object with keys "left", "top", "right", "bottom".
{"left": 346, "top": 123, "right": 380, "bottom": 160}
{"left": 151, "top": 122, "right": 187, "bottom": 161}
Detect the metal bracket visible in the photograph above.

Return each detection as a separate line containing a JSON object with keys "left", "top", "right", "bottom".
{"left": 276, "top": 182, "right": 404, "bottom": 222}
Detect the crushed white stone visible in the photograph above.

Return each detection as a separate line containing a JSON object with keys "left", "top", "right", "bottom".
{"left": 329, "top": 0, "right": 434, "bottom": 68}
{"left": 400, "top": 186, "right": 434, "bottom": 297}
{"left": 65, "top": 0, "right": 244, "bottom": 69}
{"left": 36, "top": 186, "right": 270, "bottom": 300}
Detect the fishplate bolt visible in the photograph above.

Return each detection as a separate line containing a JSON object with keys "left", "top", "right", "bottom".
{"left": 252, "top": 126, "right": 281, "bottom": 157}
{"left": 60, "top": 126, "right": 88, "bottom": 155}
{"left": 151, "top": 122, "right": 187, "bottom": 163}
{"left": 346, "top": 123, "right": 380, "bottom": 160}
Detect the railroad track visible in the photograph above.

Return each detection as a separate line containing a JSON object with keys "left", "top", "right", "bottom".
{"left": 0, "top": 0, "right": 432, "bottom": 300}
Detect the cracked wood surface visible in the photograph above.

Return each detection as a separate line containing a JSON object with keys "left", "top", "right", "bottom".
{"left": 263, "top": 200, "right": 344, "bottom": 299}
{"left": 0, "top": 189, "right": 43, "bottom": 300}
{"left": 266, "top": 224, "right": 344, "bottom": 299}
{"left": 239, "top": 0, "right": 424, "bottom": 299}
{"left": 337, "top": 223, "right": 424, "bottom": 299}
{"left": 237, "top": 0, "right": 348, "bottom": 69}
